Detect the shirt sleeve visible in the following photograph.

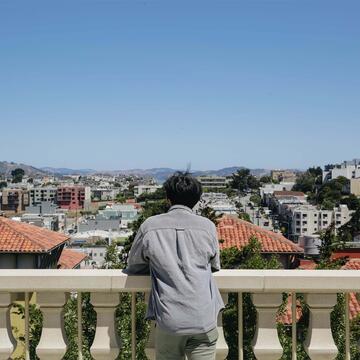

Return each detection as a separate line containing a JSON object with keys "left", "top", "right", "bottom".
{"left": 125, "top": 226, "right": 150, "bottom": 275}
{"left": 210, "top": 223, "right": 221, "bottom": 273}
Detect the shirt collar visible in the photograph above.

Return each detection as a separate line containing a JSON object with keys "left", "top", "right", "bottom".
{"left": 168, "top": 204, "right": 193, "bottom": 213}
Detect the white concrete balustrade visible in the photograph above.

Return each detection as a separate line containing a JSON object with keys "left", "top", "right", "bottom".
{"left": 0, "top": 269, "right": 359, "bottom": 360}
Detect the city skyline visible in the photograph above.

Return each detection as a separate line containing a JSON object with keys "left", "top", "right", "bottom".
{"left": 1, "top": 0, "right": 359, "bottom": 170}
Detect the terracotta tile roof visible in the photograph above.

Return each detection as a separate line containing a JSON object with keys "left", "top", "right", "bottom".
{"left": 342, "top": 259, "right": 360, "bottom": 270}
{"left": 58, "top": 249, "right": 87, "bottom": 269}
{"left": 0, "top": 217, "right": 69, "bottom": 253}
{"left": 273, "top": 191, "right": 305, "bottom": 197}
{"left": 217, "top": 215, "right": 303, "bottom": 253}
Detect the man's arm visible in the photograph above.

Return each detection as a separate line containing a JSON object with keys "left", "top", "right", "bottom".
{"left": 124, "top": 226, "right": 150, "bottom": 275}
{"left": 210, "top": 223, "right": 221, "bottom": 273}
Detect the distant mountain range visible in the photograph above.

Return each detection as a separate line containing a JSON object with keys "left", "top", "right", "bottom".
{"left": 42, "top": 166, "right": 270, "bottom": 182}
{"left": 0, "top": 161, "right": 271, "bottom": 183}
{"left": 0, "top": 161, "right": 47, "bottom": 176}
{"left": 40, "top": 167, "right": 96, "bottom": 176}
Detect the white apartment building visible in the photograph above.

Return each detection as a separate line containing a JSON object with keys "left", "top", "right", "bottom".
{"left": 291, "top": 204, "right": 353, "bottom": 238}
{"left": 260, "top": 182, "right": 295, "bottom": 200}
{"left": 323, "top": 159, "right": 360, "bottom": 182}
{"left": 134, "top": 184, "right": 162, "bottom": 197}
{"left": 197, "top": 176, "right": 228, "bottom": 189}
{"left": 29, "top": 187, "right": 57, "bottom": 205}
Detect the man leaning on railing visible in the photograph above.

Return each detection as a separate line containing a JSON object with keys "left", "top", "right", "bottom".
{"left": 125, "top": 171, "right": 224, "bottom": 360}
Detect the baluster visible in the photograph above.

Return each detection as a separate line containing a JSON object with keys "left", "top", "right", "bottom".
{"left": 0, "top": 293, "right": 15, "bottom": 360}
{"left": 36, "top": 292, "right": 68, "bottom": 360}
{"left": 216, "top": 292, "right": 229, "bottom": 360}
{"left": 304, "top": 293, "right": 338, "bottom": 360}
{"left": 251, "top": 293, "right": 283, "bottom": 360}
{"left": 90, "top": 293, "right": 120, "bottom": 360}
{"left": 144, "top": 292, "right": 155, "bottom": 360}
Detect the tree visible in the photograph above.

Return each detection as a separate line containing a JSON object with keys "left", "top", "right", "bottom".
{"left": 230, "top": 169, "right": 260, "bottom": 193}
{"left": 293, "top": 167, "right": 322, "bottom": 194}
{"left": 338, "top": 207, "right": 360, "bottom": 243}
{"left": 0, "top": 181, "right": 7, "bottom": 189}
{"left": 259, "top": 175, "right": 272, "bottom": 184}
{"left": 238, "top": 211, "right": 251, "bottom": 222}
{"left": 340, "top": 194, "right": 360, "bottom": 211}
{"left": 316, "top": 224, "right": 347, "bottom": 268}
{"left": 317, "top": 177, "right": 350, "bottom": 209}
{"left": 199, "top": 206, "right": 221, "bottom": 225}
{"left": 136, "top": 187, "right": 166, "bottom": 202}
{"left": 249, "top": 194, "right": 261, "bottom": 207}
{"left": 11, "top": 168, "right": 25, "bottom": 183}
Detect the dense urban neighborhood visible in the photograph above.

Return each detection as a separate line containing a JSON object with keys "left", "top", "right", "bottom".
{"left": 1, "top": 159, "right": 360, "bottom": 359}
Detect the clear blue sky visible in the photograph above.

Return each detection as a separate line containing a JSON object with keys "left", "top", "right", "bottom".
{"left": 0, "top": 0, "right": 359, "bottom": 171}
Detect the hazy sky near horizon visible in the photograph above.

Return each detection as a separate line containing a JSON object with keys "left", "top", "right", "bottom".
{"left": 0, "top": 0, "right": 359, "bottom": 171}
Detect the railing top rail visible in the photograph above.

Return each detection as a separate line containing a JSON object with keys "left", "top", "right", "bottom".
{"left": 0, "top": 269, "right": 359, "bottom": 293}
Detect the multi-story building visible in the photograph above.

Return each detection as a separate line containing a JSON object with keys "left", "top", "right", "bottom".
{"left": 197, "top": 176, "right": 228, "bottom": 189}
{"left": 29, "top": 187, "right": 57, "bottom": 205}
{"left": 0, "top": 189, "right": 30, "bottom": 213}
{"left": 134, "top": 184, "right": 162, "bottom": 197}
{"left": 268, "top": 191, "right": 307, "bottom": 216}
{"left": 260, "top": 182, "right": 296, "bottom": 203}
{"left": 291, "top": 204, "right": 353, "bottom": 239}
{"left": 323, "top": 159, "right": 360, "bottom": 183}
{"left": 99, "top": 204, "right": 139, "bottom": 227}
{"left": 351, "top": 178, "right": 360, "bottom": 197}
{"left": 270, "top": 170, "right": 298, "bottom": 182}
{"left": 57, "top": 186, "right": 91, "bottom": 210}
{"left": 91, "top": 188, "right": 120, "bottom": 201}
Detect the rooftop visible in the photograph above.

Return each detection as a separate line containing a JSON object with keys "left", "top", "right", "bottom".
{"left": 58, "top": 249, "right": 88, "bottom": 269}
{"left": 0, "top": 216, "right": 69, "bottom": 253}
{"left": 217, "top": 215, "right": 303, "bottom": 253}
{"left": 273, "top": 191, "right": 305, "bottom": 197}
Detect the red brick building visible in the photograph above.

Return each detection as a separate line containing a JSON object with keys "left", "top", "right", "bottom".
{"left": 57, "top": 186, "right": 90, "bottom": 210}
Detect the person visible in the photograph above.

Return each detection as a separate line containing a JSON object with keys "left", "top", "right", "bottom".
{"left": 126, "top": 171, "right": 224, "bottom": 360}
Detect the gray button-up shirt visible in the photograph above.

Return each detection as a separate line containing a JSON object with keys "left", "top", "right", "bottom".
{"left": 126, "top": 204, "right": 224, "bottom": 335}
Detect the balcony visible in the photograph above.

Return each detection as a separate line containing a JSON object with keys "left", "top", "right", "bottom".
{"left": 0, "top": 269, "right": 359, "bottom": 360}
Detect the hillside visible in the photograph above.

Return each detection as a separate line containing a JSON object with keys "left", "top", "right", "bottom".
{"left": 0, "top": 161, "right": 47, "bottom": 176}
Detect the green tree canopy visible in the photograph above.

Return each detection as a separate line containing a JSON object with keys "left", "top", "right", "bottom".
{"left": 11, "top": 168, "right": 25, "bottom": 183}
{"left": 230, "top": 169, "right": 260, "bottom": 193}
{"left": 292, "top": 166, "right": 322, "bottom": 194}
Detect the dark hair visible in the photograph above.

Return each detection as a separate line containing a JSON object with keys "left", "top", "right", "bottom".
{"left": 163, "top": 171, "right": 202, "bottom": 209}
